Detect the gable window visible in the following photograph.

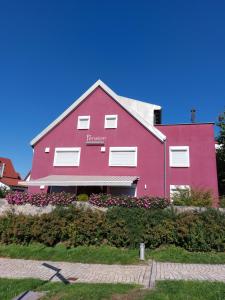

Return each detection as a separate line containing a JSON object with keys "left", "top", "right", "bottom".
{"left": 77, "top": 116, "right": 90, "bottom": 129}
{"left": 109, "top": 147, "right": 137, "bottom": 167}
{"left": 170, "top": 185, "right": 190, "bottom": 200}
{"left": 53, "top": 147, "right": 81, "bottom": 166}
{"left": 169, "top": 146, "right": 190, "bottom": 167}
{"left": 104, "top": 115, "right": 118, "bottom": 129}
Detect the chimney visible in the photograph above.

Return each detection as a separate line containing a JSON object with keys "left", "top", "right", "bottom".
{"left": 191, "top": 108, "right": 196, "bottom": 123}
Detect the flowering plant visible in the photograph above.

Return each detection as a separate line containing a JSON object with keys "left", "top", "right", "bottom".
{"left": 89, "top": 193, "right": 170, "bottom": 209}
{"left": 6, "top": 191, "right": 76, "bottom": 207}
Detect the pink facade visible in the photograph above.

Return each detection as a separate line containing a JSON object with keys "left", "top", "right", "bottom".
{"left": 29, "top": 82, "right": 218, "bottom": 205}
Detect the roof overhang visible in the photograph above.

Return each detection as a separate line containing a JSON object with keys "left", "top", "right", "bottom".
{"left": 20, "top": 175, "right": 139, "bottom": 187}
{"left": 30, "top": 80, "right": 166, "bottom": 146}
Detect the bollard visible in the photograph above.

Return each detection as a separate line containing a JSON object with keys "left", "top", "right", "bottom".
{"left": 139, "top": 243, "right": 145, "bottom": 260}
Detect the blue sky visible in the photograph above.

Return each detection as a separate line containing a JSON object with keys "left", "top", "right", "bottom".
{"left": 0, "top": 0, "right": 225, "bottom": 177}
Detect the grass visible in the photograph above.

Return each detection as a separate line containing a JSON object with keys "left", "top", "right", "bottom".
{"left": 148, "top": 245, "right": 225, "bottom": 264}
{"left": 1, "top": 278, "right": 225, "bottom": 300}
{"left": 0, "top": 278, "right": 137, "bottom": 300}
{"left": 1, "top": 243, "right": 225, "bottom": 265}
{"left": 144, "top": 280, "right": 225, "bottom": 300}
{"left": 0, "top": 278, "right": 44, "bottom": 300}
{"left": 0, "top": 243, "right": 141, "bottom": 265}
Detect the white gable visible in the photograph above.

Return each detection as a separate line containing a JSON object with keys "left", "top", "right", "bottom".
{"left": 30, "top": 80, "right": 166, "bottom": 146}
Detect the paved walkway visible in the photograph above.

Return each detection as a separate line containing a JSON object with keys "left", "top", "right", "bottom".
{"left": 0, "top": 258, "right": 151, "bottom": 287}
{"left": 1, "top": 258, "right": 225, "bottom": 288}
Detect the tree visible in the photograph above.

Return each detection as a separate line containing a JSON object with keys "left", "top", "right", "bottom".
{"left": 216, "top": 110, "right": 225, "bottom": 195}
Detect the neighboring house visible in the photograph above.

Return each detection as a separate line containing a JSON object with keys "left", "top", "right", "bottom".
{"left": 0, "top": 157, "right": 25, "bottom": 191}
{"left": 24, "top": 80, "right": 218, "bottom": 205}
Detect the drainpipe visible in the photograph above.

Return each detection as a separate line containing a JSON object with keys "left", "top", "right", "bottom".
{"left": 163, "top": 139, "right": 167, "bottom": 198}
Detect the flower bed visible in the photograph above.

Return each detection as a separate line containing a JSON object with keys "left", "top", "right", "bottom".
{"left": 6, "top": 191, "right": 76, "bottom": 207}
{"left": 89, "top": 193, "right": 170, "bottom": 209}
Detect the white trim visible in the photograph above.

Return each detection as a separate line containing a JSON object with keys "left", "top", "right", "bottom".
{"left": 30, "top": 80, "right": 166, "bottom": 146}
{"left": 77, "top": 115, "right": 90, "bottom": 129}
{"left": 109, "top": 147, "right": 138, "bottom": 167}
{"left": 53, "top": 147, "right": 81, "bottom": 167}
{"left": 169, "top": 146, "right": 190, "bottom": 168}
{"left": 104, "top": 114, "right": 118, "bottom": 129}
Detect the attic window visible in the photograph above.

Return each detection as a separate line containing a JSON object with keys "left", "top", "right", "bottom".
{"left": 105, "top": 115, "right": 118, "bottom": 129}
{"left": 77, "top": 116, "right": 90, "bottom": 130}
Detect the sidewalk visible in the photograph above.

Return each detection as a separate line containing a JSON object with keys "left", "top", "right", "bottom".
{"left": 1, "top": 257, "right": 225, "bottom": 288}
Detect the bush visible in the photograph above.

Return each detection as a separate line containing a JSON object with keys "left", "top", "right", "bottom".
{"left": 0, "top": 187, "right": 8, "bottom": 198}
{"left": 77, "top": 194, "right": 89, "bottom": 202}
{"left": 89, "top": 194, "right": 170, "bottom": 209}
{"left": 172, "top": 188, "right": 213, "bottom": 207}
{"left": 0, "top": 206, "right": 224, "bottom": 252}
{"left": 219, "top": 196, "right": 225, "bottom": 208}
{"left": 6, "top": 192, "right": 76, "bottom": 206}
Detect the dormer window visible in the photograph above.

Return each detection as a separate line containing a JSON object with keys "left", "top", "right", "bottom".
{"left": 104, "top": 115, "right": 118, "bottom": 129}
{"left": 77, "top": 116, "right": 90, "bottom": 130}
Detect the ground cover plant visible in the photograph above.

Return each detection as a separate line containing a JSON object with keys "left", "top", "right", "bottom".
{"left": 0, "top": 278, "right": 137, "bottom": 300}
{"left": 89, "top": 193, "right": 170, "bottom": 209}
{"left": 6, "top": 191, "right": 170, "bottom": 209}
{"left": 6, "top": 191, "right": 76, "bottom": 206}
{"left": 2, "top": 244, "right": 225, "bottom": 265}
{"left": 0, "top": 206, "right": 225, "bottom": 252}
{"left": 1, "top": 278, "right": 225, "bottom": 300}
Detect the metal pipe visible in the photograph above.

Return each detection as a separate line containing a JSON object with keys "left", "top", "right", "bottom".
{"left": 164, "top": 139, "right": 167, "bottom": 198}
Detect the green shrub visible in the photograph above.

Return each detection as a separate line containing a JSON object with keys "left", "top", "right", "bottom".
{"left": 0, "top": 206, "right": 224, "bottom": 252}
{"left": 0, "top": 187, "right": 8, "bottom": 198}
{"left": 77, "top": 194, "right": 89, "bottom": 202}
{"left": 172, "top": 187, "right": 213, "bottom": 207}
{"left": 219, "top": 196, "right": 225, "bottom": 208}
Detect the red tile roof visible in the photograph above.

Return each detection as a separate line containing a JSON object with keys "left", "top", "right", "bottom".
{"left": 0, "top": 157, "right": 21, "bottom": 187}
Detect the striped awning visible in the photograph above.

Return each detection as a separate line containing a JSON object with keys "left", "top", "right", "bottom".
{"left": 21, "top": 175, "right": 139, "bottom": 187}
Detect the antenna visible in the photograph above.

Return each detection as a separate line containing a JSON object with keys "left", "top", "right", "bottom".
{"left": 191, "top": 108, "right": 196, "bottom": 123}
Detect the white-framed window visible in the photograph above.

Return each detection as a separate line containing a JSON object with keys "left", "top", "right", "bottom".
{"left": 169, "top": 146, "right": 190, "bottom": 167}
{"left": 170, "top": 185, "right": 190, "bottom": 200}
{"left": 104, "top": 115, "right": 118, "bottom": 129}
{"left": 53, "top": 147, "right": 81, "bottom": 166}
{"left": 109, "top": 147, "right": 137, "bottom": 167}
{"left": 77, "top": 116, "right": 90, "bottom": 129}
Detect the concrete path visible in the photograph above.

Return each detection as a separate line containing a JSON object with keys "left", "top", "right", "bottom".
{"left": 1, "top": 258, "right": 225, "bottom": 288}
{"left": 0, "top": 258, "right": 151, "bottom": 287}
{"left": 150, "top": 261, "right": 225, "bottom": 287}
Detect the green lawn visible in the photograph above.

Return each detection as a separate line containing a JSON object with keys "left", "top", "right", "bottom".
{"left": 0, "top": 278, "right": 137, "bottom": 300}
{"left": 148, "top": 245, "right": 225, "bottom": 264}
{"left": 145, "top": 280, "right": 225, "bottom": 300}
{"left": 1, "top": 278, "right": 225, "bottom": 300}
{"left": 1, "top": 243, "right": 225, "bottom": 264}
{"left": 0, "top": 243, "right": 141, "bottom": 265}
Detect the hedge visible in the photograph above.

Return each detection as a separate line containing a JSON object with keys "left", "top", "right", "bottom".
{"left": 6, "top": 192, "right": 170, "bottom": 209}
{"left": 0, "top": 206, "right": 225, "bottom": 251}
{"left": 89, "top": 193, "right": 170, "bottom": 209}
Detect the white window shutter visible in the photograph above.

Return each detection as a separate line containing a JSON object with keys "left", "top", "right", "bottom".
{"left": 170, "top": 146, "right": 190, "bottom": 167}
{"left": 77, "top": 116, "right": 90, "bottom": 129}
{"left": 105, "top": 115, "right": 118, "bottom": 128}
{"left": 54, "top": 148, "right": 81, "bottom": 166}
{"left": 109, "top": 147, "right": 137, "bottom": 166}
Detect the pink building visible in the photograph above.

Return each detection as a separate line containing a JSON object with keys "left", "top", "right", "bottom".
{"left": 26, "top": 80, "right": 218, "bottom": 205}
